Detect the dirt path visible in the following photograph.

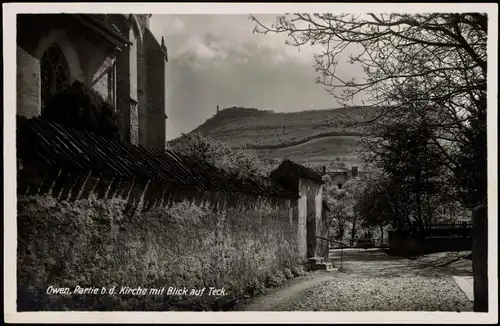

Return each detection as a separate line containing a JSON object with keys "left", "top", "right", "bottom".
{"left": 234, "top": 270, "right": 346, "bottom": 311}
{"left": 236, "top": 249, "right": 473, "bottom": 311}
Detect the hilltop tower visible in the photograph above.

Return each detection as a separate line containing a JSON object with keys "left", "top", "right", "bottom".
{"left": 217, "top": 105, "right": 220, "bottom": 114}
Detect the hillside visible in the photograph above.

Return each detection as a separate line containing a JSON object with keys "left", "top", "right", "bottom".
{"left": 169, "top": 106, "right": 378, "bottom": 168}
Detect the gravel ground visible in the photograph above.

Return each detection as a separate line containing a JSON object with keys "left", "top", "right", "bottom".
{"left": 273, "top": 276, "right": 472, "bottom": 311}
{"left": 237, "top": 249, "right": 473, "bottom": 312}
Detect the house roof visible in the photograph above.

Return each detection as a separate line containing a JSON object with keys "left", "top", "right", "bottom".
{"left": 272, "top": 159, "right": 325, "bottom": 184}
{"left": 16, "top": 117, "right": 298, "bottom": 199}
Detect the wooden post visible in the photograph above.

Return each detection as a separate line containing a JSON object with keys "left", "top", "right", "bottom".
{"left": 472, "top": 204, "right": 488, "bottom": 312}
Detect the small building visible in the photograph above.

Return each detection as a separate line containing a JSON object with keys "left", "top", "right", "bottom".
{"left": 324, "top": 166, "right": 361, "bottom": 189}
{"left": 16, "top": 14, "right": 168, "bottom": 149}
{"left": 271, "top": 159, "right": 325, "bottom": 259}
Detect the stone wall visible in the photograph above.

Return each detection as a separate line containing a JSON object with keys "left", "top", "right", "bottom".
{"left": 16, "top": 117, "right": 308, "bottom": 310}
{"left": 17, "top": 194, "right": 301, "bottom": 311}
{"left": 18, "top": 157, "right": 295, "bottom": 218}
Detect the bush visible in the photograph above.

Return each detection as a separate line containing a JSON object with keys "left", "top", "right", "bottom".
{"left": 41, "top": 80, "right": 121, "bottom": 140}
{"left": 291, "top": 265, "right": 307, "bottom": 277}
{"left": 266, "top": 275, "right": 283, "bottom": 288}
{"left": 244, "top": 277, "right": 265, "bottom": 296}
{"left": 266, "top": 270, "right": 287, "bottom": 288}
{"left": 282, "top": 268, "right": 294, "bottom": 280}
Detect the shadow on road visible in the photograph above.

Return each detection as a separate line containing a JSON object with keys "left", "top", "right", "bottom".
{"left": 329, "top": 248, "right": 472, "bottom": 278}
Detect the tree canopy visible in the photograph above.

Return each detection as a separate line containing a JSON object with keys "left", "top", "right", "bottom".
{"left": 250, "top": 12, "right": 487, "bottom": 209}
{"left": 251, "top": 13, "right": 489, "bottom": 312}
{"left": 169, "top": 132, "right": 273, "bottom": 177}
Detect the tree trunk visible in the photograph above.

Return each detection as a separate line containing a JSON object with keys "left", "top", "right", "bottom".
{"left": 350, "top": 217, "right": 357, "bottom": 246}
{"left": 416, "top": 191, "right": 422, "bottom": 229}
{"left": 426, "top": 195, "right": 432, "bottom": 226}
{"left": 416, "top": 171, "right": 422, "bottom": 229}
{"left": 338, "top": 219, "right": 345, "bottom": 241}
{"left": 472, "top": 204, "right": 488, "bottom": 312}
{"left": 380, "top": 225, "right": 384, "bottom": 246}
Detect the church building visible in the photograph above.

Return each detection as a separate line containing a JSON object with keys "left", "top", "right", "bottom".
{"left": 16, "top": 14, "right": 168, "bottom": 149}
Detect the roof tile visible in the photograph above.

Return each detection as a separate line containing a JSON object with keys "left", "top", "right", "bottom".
{"left": 17, "top": 117, "right": 298, "bottom": 199}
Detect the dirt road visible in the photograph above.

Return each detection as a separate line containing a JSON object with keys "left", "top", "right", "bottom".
{"left": 236, "top": 249, "right": 473, "bottom": 311}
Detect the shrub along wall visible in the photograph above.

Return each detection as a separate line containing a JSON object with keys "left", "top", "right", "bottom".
{"left": 17, "top": 195, "right": 302, "bottom": 311}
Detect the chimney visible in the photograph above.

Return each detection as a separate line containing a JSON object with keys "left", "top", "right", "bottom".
{"left": 351, "top": 166, "right": 358, "bottom": 178}
{"left": 322, "top": 166, "right": 326, "bottom": 176}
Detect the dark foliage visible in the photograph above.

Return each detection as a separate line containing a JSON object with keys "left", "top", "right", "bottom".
{"left": 41, "top": 80, "right": 121, "bottom": 140}
{"left": 454, "top": 110, "right": 487, "bottom": 209}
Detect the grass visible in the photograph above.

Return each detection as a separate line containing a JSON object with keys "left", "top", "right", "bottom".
{"left": 245, "top": 135, "right": 363, "bottom": 168}
{"left": 169, "top": 106, "right": 376, "bottom": 167}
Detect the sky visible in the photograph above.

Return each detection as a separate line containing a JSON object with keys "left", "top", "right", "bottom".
{"left": 149, "top": 14, "right": 364, "bottom": 140}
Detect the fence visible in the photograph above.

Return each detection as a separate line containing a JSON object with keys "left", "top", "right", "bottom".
{"left": 388, "top": 222, "right": 473, "bottom": 256}
{"left": 322, "top": 236, "right": 389, "bottom": 249}
{"left": 416, "top": 222, "right": 473, "bottom": 239}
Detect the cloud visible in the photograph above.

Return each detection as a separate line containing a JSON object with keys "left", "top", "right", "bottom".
{"left": 149, "top": 14, "right": 367, "bottom": 140}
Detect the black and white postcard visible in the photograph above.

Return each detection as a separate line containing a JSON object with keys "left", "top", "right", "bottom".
{"left": 3, "top": 2, "right": 498, "bottom": 324}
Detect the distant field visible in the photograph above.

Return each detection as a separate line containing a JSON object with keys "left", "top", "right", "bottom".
{"left": 169, "top": 106, "right": 376, "bottom": 168}
{"left": 243, "top": 135, "right": 363, "bottom": 168}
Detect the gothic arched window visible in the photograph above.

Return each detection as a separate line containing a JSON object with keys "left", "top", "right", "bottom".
{"left": 40, "top": 44, "right": 71, "bottom": 108}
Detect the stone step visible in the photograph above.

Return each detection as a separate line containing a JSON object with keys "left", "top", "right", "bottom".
{"left": 307, "top": 257, "right": 336, "bottom": 271}
{"left": 315, "top": 262, "right": 336, "bottom": 271}
{"left": 308, "top": 256, "right": 325, "bottom": 264}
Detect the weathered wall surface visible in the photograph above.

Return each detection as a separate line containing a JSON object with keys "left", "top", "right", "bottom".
{"left": 297, "top": 181, "right": 308, "bottom": 259}
{"left": 17, "top": 194, "right": 301, "bottom": 311}
{"left": 17, "top": 158, "right": 295, "bottom": 218}
{"left": 17, "top": 46, "right": 41, "bottom": 118}
{"left": 17, "top": 15, "right": 116, "bottom": 101}
{"left": 90, "top": 56, "right": 115, "bottom": 103}
{"left": 144, "top": 28, "right": 167, "bottom": 150}
{"left": 129, "top": 28, "right": 139, "bottom": 103}
{"left": 300, "top": 179, "right": 323, "bottom": 258}
{"left": 16, "top": 118, "right": 310, "bottom": 310}
{"left": 317, "top": 207, "right": 330, "bottom": 258}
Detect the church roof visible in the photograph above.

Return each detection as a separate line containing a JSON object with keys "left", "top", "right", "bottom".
{"left": 88, "top": 14, "right": 123, "bottom": 35}
{"left": 72, "top": 14, "right": 132, "bottom": 48}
